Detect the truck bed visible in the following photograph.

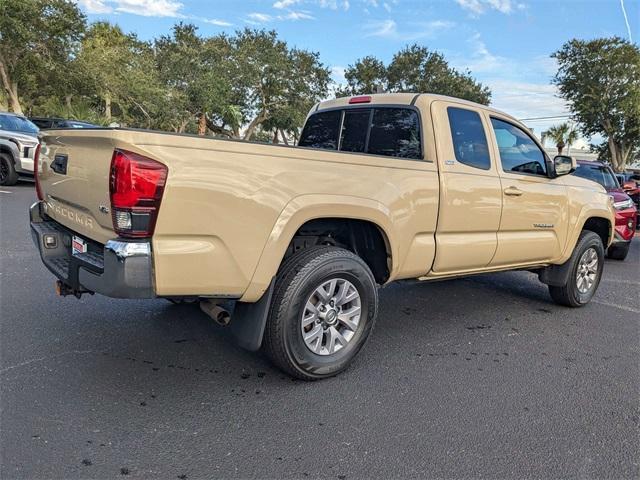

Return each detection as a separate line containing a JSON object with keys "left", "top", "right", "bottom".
{"left": 37, "top": 128, "right": 439, "bottom": 301}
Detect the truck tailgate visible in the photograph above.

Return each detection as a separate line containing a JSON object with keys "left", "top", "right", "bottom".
{"left": 38, "top": 132, "right": 117, "bottom": 244}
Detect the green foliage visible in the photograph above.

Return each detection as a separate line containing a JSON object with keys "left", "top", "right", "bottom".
{"left": 553, "top": 37, "right": 640, "bottom": 172}
{"left": 0, "top": 0, "right": 86, "bottom": 113}
{"left": 230, "top": 29, "right": 330, "bottom": 140}
{"left": 545, "top": 122, "right": 578, "bottom": 154}
{"left": 339, "top": 44, "right": 491, "bottom": 105}
{"left": 337, "top": 56, "right": 387, "bottom": 96}
{"left": 3, "top": 3, "right": 491, "bottom": 139}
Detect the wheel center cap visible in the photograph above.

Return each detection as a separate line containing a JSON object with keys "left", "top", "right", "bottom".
{"left": 325, "top": 309, "right": 338, "bottom": 325}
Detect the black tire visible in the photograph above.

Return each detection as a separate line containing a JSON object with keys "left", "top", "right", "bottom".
{"left": 549, "top": 231, "right": 604, "bottom": 307}
{"left": 607, "top": 242, "right": 630, "bottom": 261}
{"left": 0, "top": 153, "right": 18, "bottom": 186}
{"left": 262, "top": 246, "right": 378, "bottom": 380}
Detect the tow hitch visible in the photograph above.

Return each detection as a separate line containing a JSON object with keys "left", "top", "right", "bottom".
{"left": 55, "top": 280, "right": 94, "bottom": 299}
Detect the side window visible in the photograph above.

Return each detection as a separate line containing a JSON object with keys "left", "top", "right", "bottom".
{"left": 298, "top": 110, "right": 341, "bottom": 150}
{"left": 447, "top": 107, "right": 490, "bottom": 170}
{"left": 490, "top": 118, "right": 547, "bottom": 176}
{"left": 367, "top": 108, "right": 421, "bottom": 159}
{"left": 339, "top": 109, "right": 370, "bottom": 153}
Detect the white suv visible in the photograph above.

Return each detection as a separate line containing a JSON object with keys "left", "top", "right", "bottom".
{"left": 0, "top": 112, "right": 40, "bottom": 186}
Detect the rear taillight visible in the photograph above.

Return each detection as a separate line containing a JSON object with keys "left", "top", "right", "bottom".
{"left": 109, "top": 149, "right": 167, "bottom": 238}
{"left": 34, "top": 144, "right": 43, "bottom": 201}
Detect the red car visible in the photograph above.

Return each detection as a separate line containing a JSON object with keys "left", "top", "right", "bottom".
{"left": 574, "top": 160, "right": 637, "bottom": 260}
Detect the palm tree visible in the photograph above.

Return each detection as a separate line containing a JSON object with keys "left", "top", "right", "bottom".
{"left": 564, "top": 126, "right": 578, "bottom": 154}
{"left": 545, "top": 123, "right": 578, "bottom": 155}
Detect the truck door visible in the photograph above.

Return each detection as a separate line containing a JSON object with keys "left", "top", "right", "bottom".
{"left": 430, "top": 101, "right": 502, "bottom": 273}
{"left": 486, "top": 115, "right": 568, "bottom": 266}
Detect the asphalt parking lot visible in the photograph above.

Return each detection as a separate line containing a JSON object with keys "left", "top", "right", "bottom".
{"left": 1, "top": 182, "right": 639, "bottom": 479}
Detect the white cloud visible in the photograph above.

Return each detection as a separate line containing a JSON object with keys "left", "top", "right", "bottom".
{"left": 202, "top": 18, "right": 233, "bottom": 26}
{"left": 246, "top": 12, "right": 273, "bottom": 23}
{"left": 273, "top": 0, "right": 300, "bottom": 8}
{"left": 112, "top": 0, "right": 184, "bottom": 17}
{"left": 364, "top": 19, "right": 455, "bottom": 40}
{"left": 331, "top": 65, "right": 347, "bottom": 84}
{"left": 460, "top": 32, "right": 505, "bottom": 72}
{"left": 365, "top": 19, "right": 397, "bottom": 37}
{"left": 283, "top": 10, "right": 315, "bottom": 20}
{"left": 318, "top": 0, "right": 350, "bottom": 10}
{"left": 490, "top": 81, "right": 568, "bottom": 118}
{"left": 76, "top": 0, "right": 184, "bottom": 17}
{"left": 77, "top": 0, "right": 113, "bottom": 13}
{"left": 455, "top": 0, "right": 524, "bottom": 15}
{"left": 246, "top": 10, "right": 314, "bottom": 24}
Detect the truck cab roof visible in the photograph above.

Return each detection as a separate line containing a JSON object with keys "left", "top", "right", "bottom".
{"left": 314, "top": 93, "right": 519, "bottom": 123}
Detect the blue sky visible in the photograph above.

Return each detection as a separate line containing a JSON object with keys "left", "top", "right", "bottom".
{"left": 76, "top": 0, "right": 638, "bottom": 143}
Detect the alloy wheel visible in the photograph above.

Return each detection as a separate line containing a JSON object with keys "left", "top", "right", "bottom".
{"left": 300, "top": 278, "right": 362, "bottom": 356}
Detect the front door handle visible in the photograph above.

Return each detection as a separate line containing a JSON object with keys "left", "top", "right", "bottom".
{"left": 504, "top": 186, "right": 523, "bottom": 196}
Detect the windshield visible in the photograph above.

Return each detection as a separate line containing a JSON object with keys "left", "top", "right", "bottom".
{"left": 573, "top": 163, "right": 619, "bottom": 189}
{"left": 0, "top": 114, "right": 39, "bottom": 134}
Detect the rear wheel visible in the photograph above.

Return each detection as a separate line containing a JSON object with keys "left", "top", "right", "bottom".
{"left": 262, "top": 246, "right": 378, "bottom": 380}
{"left": 607, "top": 242, "right": 630, "bottom": 261}
{"left": 0, "top": 153, "right": 18, "bottom": 186}
{"left": 549, "top": 231, "right": 604, "bottom": 307}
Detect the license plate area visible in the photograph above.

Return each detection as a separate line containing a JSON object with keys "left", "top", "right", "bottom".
{"left": 72, "top": 235, "right": 87, "bottom": 256}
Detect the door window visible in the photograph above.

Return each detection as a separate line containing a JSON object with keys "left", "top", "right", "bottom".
{"left": 490, "top": 118, "right": 547, "bottom": 176}
{"left": 447, "top": 107, "right": 490, "bottom": 170}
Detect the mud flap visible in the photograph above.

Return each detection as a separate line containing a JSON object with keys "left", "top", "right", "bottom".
{"left": 229, "top": 278, "right": 276, "bottom": 351}
{"left": 538, "top": 261, "right": 572, "bottom": 287}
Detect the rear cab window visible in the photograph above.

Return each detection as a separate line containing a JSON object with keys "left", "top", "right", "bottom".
{"left": 298, "top": 110, "right": 341, "bottom": 150}
{"left": 299, "top": 106, "right": 422, "bottom": 160}
{"left": 447, "top": 107, "right": 490, "bottom": 170}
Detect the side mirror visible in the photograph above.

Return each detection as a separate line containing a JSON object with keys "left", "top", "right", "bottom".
{"left": 552, "top": 155, "right": 576, "bottom": 177}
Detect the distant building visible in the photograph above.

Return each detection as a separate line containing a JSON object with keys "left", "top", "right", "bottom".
{"left": 544, "top": 147, "right": 598, "bottom": 161}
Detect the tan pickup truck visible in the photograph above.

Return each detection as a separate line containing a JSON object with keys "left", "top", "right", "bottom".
{"left": 30, "top": 93, "right": 614, "bottom": 379}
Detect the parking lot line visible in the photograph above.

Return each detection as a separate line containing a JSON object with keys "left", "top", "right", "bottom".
{"left": 592, "top": 299, "right": 640, "bottom": 314}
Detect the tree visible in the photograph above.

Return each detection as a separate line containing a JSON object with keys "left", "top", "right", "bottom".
{"left": 230, "top": 29, "right": 330, "bottom": 141}
{"left": 0, "top": 0, "right": 86, "bottom": 113}
{"left": 77, "top": 22, "right": 165, "bottom": 126}
{"left": 338, "top": 56, "right": 387, "bottom": 96}
{"left": 339, "top": 45, "right": 491, "bottom": 104}
{"left": 545, "top": 122, "right": 578, "bottom": 155}
{"left": 553, "top": 37, "right": 640, "bottom": 172}
{"left": 155, "top": 24, "right": 236, "bottom": 135}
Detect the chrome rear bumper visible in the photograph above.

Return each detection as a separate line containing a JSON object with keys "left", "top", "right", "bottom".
{"left": 30, "top": 202, "right": 155, "bottom": 298}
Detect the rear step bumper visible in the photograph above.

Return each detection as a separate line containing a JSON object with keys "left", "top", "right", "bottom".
{"left": 30, "top": 202, "right": 155, "bottom": 298}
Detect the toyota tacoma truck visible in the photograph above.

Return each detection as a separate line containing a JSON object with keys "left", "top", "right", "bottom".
{"left": 30, "top": 93, "right": 614, "bottom": 380}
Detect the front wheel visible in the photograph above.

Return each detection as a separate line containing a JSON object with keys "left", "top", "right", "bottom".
{"left": 262, "top": 246, "right": 378, "bottom": 380}
{"left": 0, "top": 153, "right": 18, "bottom": 186}
{"left": 607, "top": 242, "right": 630, "bottom": 261}
{"left": 549, "top": 231, "right": 604, "bottom": 307}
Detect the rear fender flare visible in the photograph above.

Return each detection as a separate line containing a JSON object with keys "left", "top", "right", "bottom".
{"left": 240, "top": 194, "right": 396, "bottom": 302}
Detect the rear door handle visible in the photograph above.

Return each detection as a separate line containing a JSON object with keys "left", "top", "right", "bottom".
{"left": 504, "top": 186, "right": 523, "bottom": 196}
